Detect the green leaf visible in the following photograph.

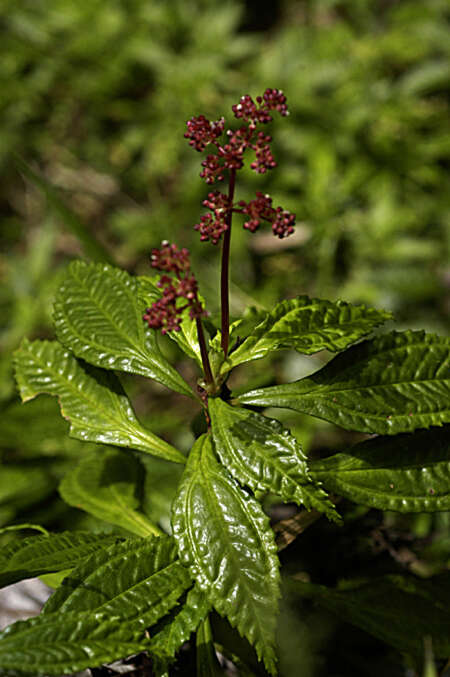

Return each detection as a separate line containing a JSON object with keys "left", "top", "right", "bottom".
{"left": 138, "top": 275, "right": 203, "bottom": 366}
{"left": 150, "top": 585, "right": 210, "bottom": 659}
{"left": 0, "top": 465, "right": 55, "bottom": 524}
{"left": 0, "top": 531, "right": 120, "bottom": 589}
{"left": 238, "top": 331, "right": 450, "bottom": 435}
{"left": 59, "top": 448, "right": 162, "bottom": 536}
{"left": 14, "top": 339, "right": 186, "bottom": 464}
{"left": 43, "top": 535, "right": 191, "bottom": 619}
{"left": 54, "top": 261, "right": 194, "bottom": 398}
{"left": 172, "top": 435, "right": 280, "bottom": 676}
{"left": 310, "top": 427, "right": 450, "bottom": 512}
{"left": 290, "top": 573, "right": 450, "bottom": 658}
{"left": 209, "top": 398, "right": 339, "bottom": 522}
{"left": 0, "top": 610, "right": 148, "bottom": 675}
{"left": 220, "top": 297, "right": 392, "bottom": 375}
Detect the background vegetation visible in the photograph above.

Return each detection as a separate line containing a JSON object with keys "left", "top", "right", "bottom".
{"left": 1, "top": 1, "right": 449, "bottom": 675}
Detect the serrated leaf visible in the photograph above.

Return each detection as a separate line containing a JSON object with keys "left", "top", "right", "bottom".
{"left": 59, "top": 448, "right": 161, "bottom": 536}
{"left": 209, "top": 398, "right": 339, "bottom": 522}
{"left": 0, "top": 531, "right": 121, "bottom": 589}
{"left": 220, "top": 297, "right": 392, "bottom": 375}
{"left": 0, "top": 610, "right": 147, "bottom": 675}
{"left": 14, "top": 339, "right": 185, "bottom": 464}
{"left": 239, "top": 331, "right": 450, "bottom": 435}
{"left": 138, "top": 275, "right": 203, "bottom": 366}
{"left": 310, "top": 426, "right": 450, "bottom": 512}
{"left": 43, "top": 535, "right": 191, "bottom": 619}
{"left": 54, "top": 261, "right": 194, "bottom": 397}
{"left": 289, "top": 573, "right": 450, "bottom": 658}
{"left": 150, "top": 585, "right": 210, "bottom": 659}
{"left": 172, "top": 435, "right": 280, "bottom": 675}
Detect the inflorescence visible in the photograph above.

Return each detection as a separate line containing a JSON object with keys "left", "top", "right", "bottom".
{"left": 185, "top": 88, "right": 296, "bottom": 243}
{"left": 143, "top": 242, "right": 206, "bottom": 334}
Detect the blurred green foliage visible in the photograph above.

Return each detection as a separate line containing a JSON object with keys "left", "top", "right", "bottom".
{"left": 0, "top": 2, "right": 449, "bottom": 673}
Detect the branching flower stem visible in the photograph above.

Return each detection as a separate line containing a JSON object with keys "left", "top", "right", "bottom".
{"left": 220, "top": 168, "right": 236, "bottom": 358}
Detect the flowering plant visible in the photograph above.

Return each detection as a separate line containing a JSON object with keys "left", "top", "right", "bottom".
{"left": 2, "top": 90, "right": 450, "bottom": 676}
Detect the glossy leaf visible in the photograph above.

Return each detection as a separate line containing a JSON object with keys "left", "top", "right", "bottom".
{"left": 239, "top": 331, "right": 450, "bottom": 434}
{"left": 0, "top": 532, "right": 120, "bottom": 589}
{"left": 172, "top": 435, "right": 280, "bottom": 676}
{"left": 59, "top": 448, "right": 162, "bottom": 536}
{"left": 0, "top": 610, "right": 148, "bottom": 675}
{"left": 14, "top": 339, "right": 186, "bottom": 464}
{"left": 54, "top": 261, "right": 193, "bottom": 397}
{"left": 310, "top": 427, "right": 450, "bottom": 512}
{"left": 290, "top": 573, "right": 450, "bottom": 658}
{"left": 150, "top": 585, "right": 210, "bottom": 659}
{"left": 138, "top": 275, "right": 203, "bottom": 366}
{"left": 209, "top": 398, "right": 339, "bottom": 522}
{"left": 43, "top": 535, "right": 191, "bottom": 619}
{"left": 221, "top": 296, "right": 392, "bottom": 374}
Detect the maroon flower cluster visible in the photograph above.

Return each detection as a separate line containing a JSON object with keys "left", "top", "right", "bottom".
{"left": 185, "top": 88, "right": 288, "bottom": 184}
{"left": 238, "top": 192, "right": 295, "bottom": 238}
{"left": 185, "top": 88, "right": 296, "bottom": 244}
{"left": 143, "top": 242, "right": 205, "bottom": 333}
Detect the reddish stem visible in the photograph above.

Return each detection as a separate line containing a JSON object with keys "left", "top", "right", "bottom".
{"left": 220, "top": 168, "right": 236, "bottom": 357}
{"left": 196, "top": 316, "right": 214, "bottom": 388}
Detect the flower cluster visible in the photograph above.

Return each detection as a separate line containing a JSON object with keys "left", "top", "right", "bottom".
{"left": 143, "top": 242, "right": 205, "bottom": 333}
{"left": 185, "top": 88, "right": 296, "bottom": 244}
{"left": 239, "top": 192, "right": 296, "bottom": 238}
{"left": 185, "top": 88, "right": 288, "bottom": 184}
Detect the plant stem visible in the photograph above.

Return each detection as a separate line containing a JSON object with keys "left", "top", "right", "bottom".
{"left": 196, "top": 316, "right": 214, "bottom": 388}
{"left": 220, "top": 168, "right": 236, "bottom": 358}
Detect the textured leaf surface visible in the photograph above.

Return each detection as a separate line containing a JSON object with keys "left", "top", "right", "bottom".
{"left": 138, "top": 275, "right": 203, "bottom": 366}
{"left": 239, "top": 331, "right": 450, "bottom": 434}
{"left": 14, "top": 339, "right": 185, "bottom": 463}
{"left": 209, "top": 398, "right": 339, "bottom": 522}
{"left": 54, "top": 261, "right": 193, "bottom": 397}
{"left": 0, "top": 532, "right": 120, "bottom": 589}
{"left": 172, "top": 435, "right": 280, "bottom": 675}
{"left": 43, "top": 535, "right": 191, "bottom": 619}
{"left": 150, "top": 586, "right": 210, "bottom": 659}
{"left": 290, "top": 573, "right": 450, "bottom": 658}
{"left": 310, "top": 426, "right": 450, "bottom": 512}
{"left": 0, "top": 610, "right": 147, "bottom": 675}
{"left": 59, "top": 448, "right": 161, "bottom": 536}
{"left": 221, "top": 296, "right": 392, "bottom": 374}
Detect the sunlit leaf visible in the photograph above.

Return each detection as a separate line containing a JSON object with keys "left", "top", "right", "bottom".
{"left": 14, "top": 339, "right": 186, "bottom": 463}
{"left": 221, "top": 296, "right": 392, "bottom": 374}
{"left": 0, "top": 531, "right": 120, "bottom": 589}
{"left": 209, "top": 398, "right": 339, "bottom": 521}
{"left": 239, "top": 331, "right": 450, "bottom": 434}
{"left": 172, "top": 435, "right": 280, "bottom": 675}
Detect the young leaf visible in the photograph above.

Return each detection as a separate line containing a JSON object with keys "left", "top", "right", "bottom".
{"left": 59, "top": 448, "right": 162, "bottom": 536}
{"left": 0, "top": 610, "right": 148, "bottom": 675}
{"left": 138, "top": 275, "right": 203, "bottom": 366}
{"left": 43, "top": 535, "right": 191, "bottom": 621}
{"left": 289, "top": 573, "right": 450, "bottom": 658}
{"left": 209, "top": 398, "right": 339, "bottom": 522}
{"left": 0, "top": 531, "right": 121, "bottom": 589}
{"left": 172, "top": 435, "right": 280, "bottom": 676}
{"left": 220, "top": 296, "right": 392, "bottom": 374}
{"left": 150, "top": 585, "right": 211, "bottom": 659}
{"left": 310, "top": 427, "right": 450, "bottom": 512}
{"left": 54, "top": 261, "right": 194, "bottom": 398}
{"left": 14, "top": 339, "right": 186, "bottom": 464}
{"left": 238, "top": 331, "right": 450, "bottom": 435}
